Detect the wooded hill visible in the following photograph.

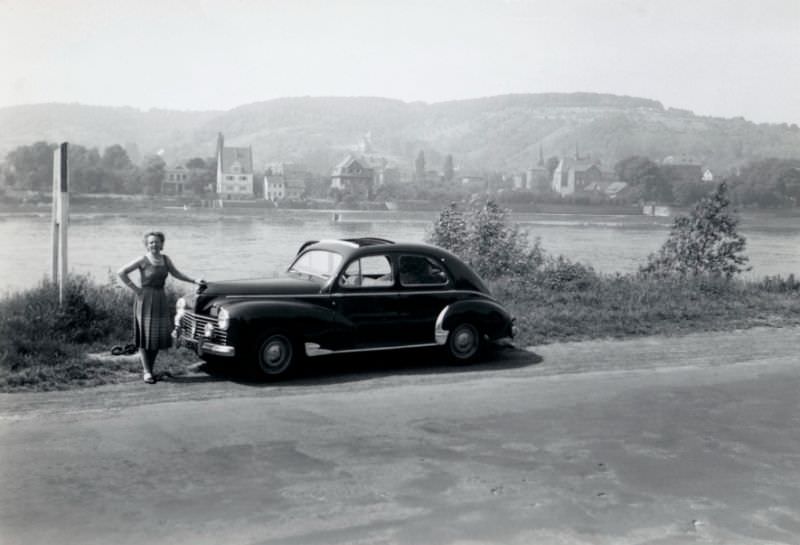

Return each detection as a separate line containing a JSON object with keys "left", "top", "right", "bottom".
{"left": 2, "top": 94, "right": 799, "bottom": 174}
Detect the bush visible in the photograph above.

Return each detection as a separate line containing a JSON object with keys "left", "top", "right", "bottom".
{"left": 427, "top": 200, "right": 544, "bottom": 279}
{"left": 491, "top": 271, "right": 800, "bottom": 346}
{"left": 0, "top": 273, "right": 185, "bottom": 376}
{"left": 640, "top": 183, "right": 750, "bottom": 278}
{"left": 534, "top": 256, "right": 599, "bottom": 292}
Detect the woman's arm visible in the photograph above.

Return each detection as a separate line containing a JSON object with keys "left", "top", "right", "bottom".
{"left": 117, "top": 257, "right": 144, "bottom": 294}
{"left": 164, "top": 255, "right": 202, "bottom": 285}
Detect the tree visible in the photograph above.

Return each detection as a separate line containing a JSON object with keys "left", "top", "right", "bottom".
{"left": 3, "top": 141, "right": 58, "bottom": 190}
{"left": 185, "top": 157, "right": 207, "bottom": 169}
{"left": 101, "top": 145, "right": 132, "bottom": 171}
{"left": 183, "top": 156, "right": 215, "bottom": 195}
{"left": 188, "top": 167, "right": 215, "bottom": 196}
{"left": 139, "top": 155, "right": 166, "bottom": 195}
{"left": 414, "top": 150, "right": 425, "bottom": 182}
{"left": 615, "top": 156, "right": 672, "bottom": 202}
{"left": 672, "top": 180, "right": 716, "bottom": 207}
{"left": 728, "top": 158, "right": 800, "bottom": 207}
{"left": 640, "top": 183, "right": 750, "bottom": 278}
{"left": 443, "top": 154, "right": 454, "bottom": 182}
{"left": 428, "top": 202, "right": 468, "bottom": 257}
{"left": 781, "top": 168, "right": 800, "bottom": 204}
{"left": 427, "top": 200, "right": 543, "bottom": 279}
{"left": 68, "top": 145, "right": 103, "bottom": 193}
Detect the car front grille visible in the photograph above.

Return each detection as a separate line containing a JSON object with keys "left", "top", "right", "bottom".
{"left": 178, "top": 311, "right": 228, "bottom": 345}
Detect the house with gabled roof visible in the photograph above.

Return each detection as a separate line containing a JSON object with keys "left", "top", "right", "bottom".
{"left": 216, "top": 133, "right": 254, "bottom": 199}
{"left": 661, "top": 154, "right": 703, "bottom": 183}
{"left": 264, "top": 163, "right": 308, "bottom": 202}
{"left": 331, "top": 154, "right": 374, "bottom": 200}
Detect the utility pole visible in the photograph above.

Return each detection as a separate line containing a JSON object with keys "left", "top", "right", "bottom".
{"left": 50, "top": 142, "right": 69, "bottom": 305}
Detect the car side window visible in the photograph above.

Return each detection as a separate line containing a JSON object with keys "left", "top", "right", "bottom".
{"left": 399, "top": 255, "right": 449, "bottom": 287}
{"left": 339, "top": 255, "right": 394, "bottom": 288}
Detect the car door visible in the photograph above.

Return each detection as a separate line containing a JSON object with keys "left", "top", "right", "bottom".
{"left": 332, "top": 253, "right": 403, "bottom": 348}
{"left": 394, "top": 254, "right": 454, "bottom": 344}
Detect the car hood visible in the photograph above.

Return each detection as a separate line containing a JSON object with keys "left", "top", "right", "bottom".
{"left": 201, "top": 277, "right": 324, "bottom": 297}
{"left": 186, "top": 276, "right": 325, "bottom": 312}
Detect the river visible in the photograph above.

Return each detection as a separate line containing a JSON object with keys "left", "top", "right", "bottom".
{"left": 0, "top": 208, "right": 797, "bottom": 295}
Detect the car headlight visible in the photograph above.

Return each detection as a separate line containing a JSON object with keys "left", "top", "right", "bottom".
{"left": 217, "top": 307, "right": 230, "bottom": 330}
{"left": 174, "top": 297, "right": 187, "bottom": 326}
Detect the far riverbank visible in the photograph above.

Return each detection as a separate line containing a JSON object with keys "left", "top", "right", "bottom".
{"left": 1, "top": 193, "right": 649, "bottom": 216}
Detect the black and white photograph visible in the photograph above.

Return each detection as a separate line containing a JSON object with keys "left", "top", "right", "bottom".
{"left": 1, "top": 0, "right": 799, "bottom": 543}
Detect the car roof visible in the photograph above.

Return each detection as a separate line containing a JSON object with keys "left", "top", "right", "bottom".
{"left": 296, "top": 237, "right": 393, "bottom": 254}
{"left": 297, "top": 237, "right": 490, "bottom": 294}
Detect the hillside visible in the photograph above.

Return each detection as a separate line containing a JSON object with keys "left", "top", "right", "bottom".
{"left": 2, "top": 94, "right": 799, "bottom": 173}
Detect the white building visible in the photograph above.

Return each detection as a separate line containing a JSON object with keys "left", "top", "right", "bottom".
{"left": 215, "top": 133, "right": 254, "bottom": 199}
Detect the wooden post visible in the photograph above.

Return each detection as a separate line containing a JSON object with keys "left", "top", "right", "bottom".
{"left": 50, "top": 142, "right": 69, "bottom": 305}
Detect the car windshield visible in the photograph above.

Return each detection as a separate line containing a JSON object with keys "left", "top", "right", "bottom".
{"left": 288, "top": 249, "right": 343, "bottom": 280}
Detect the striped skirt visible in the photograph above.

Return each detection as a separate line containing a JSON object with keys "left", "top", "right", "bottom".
{"left": 133, "top": 287, "right": 173, "bottom": 350}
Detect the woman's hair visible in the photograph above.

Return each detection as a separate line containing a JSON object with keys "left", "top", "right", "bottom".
{"left": 143, "top": 231, "right": 166, "bottom": 244}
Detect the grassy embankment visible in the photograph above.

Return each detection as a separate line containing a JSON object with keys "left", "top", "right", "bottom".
{"left": 1, "top": 268, "right": 798, "bottom": 392}
{"left": 0, "top": 275, "right": 197, "bottom": 392}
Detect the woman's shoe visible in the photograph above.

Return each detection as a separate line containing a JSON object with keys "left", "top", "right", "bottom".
{"left": 123, "top": 344, "right": 137, "bottom": 355}
{"left": 143, "top": 372, "right": 156, "bottom": 384}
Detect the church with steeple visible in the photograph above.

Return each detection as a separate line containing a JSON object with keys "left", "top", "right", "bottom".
{"left": 550, "top": 143, "right": 603, "bottom": 197}
{"left": 523, "top": 144, "right": 549, "bottom": 192}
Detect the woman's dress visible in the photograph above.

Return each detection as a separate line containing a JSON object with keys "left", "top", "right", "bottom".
{"left": 133, "top": 257, "right": 172, "bottom": 350}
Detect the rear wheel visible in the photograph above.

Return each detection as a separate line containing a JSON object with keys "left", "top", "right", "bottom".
{"left": 252, "top": 331, "right": 298, "bottom": 379}
{"left": 445, "top": 322, "right": 481, "bottom": 362}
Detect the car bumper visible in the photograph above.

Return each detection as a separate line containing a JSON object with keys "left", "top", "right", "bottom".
{"left": 173, "top": 330, "right": 236, "bottom": 357}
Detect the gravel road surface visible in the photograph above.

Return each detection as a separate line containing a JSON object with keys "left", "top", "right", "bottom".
{"left": 1, "top": 327, "right": 799, "bottom": 545}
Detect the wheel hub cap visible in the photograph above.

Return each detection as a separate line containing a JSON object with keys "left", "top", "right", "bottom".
{"left": 455, "top": 329, "right": 475, "bottom": 352}
{"left": 265, "top": 343, "right": 285, "bottom": 366}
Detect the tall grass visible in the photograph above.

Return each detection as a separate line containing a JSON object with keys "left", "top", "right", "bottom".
{"left": 0, "top": 274, "right": 192, "bottom": 391}
{"left": 1, "top": 269, "right": 799, "bottom": 392}
{"left": 491, "top": 264, "right": 800, "bottom": 346}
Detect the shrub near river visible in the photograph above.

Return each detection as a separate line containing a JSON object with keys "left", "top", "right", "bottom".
{"left": 1, "top": 184, "right": 799, "bottom": 391}
{"left": 428, "top": 185, "right": 799, "bottom": 344}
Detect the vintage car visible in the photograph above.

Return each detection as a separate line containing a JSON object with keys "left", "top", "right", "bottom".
{"left": 173, "top": 237, "right": 517, "bottom": 379}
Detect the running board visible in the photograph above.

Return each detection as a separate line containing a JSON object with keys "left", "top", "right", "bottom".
{"left": 305, "top": 342, "right": 439, "bottom": 358}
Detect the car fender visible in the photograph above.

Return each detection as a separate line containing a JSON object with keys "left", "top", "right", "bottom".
{"left": 221, "top": 299, "right": 342, "bottom": 342}
{"left": 434, "top": 299, "right": 514, "bottom": 345}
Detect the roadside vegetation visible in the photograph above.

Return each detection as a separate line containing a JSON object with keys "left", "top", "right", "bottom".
{"left": 428, "top": 183, "right": 800, "bottom": 344}
{"left": 1, "top": 183, "right": 798, "bottom": 392}
{"left": 0, "top": 275, "right": 195, "bottom": 392}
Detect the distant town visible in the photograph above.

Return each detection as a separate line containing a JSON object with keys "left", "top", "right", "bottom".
{"left": 1, "top": 130, "right": 799, "bottom": 214}
{"left": 149, "top": 132, "right": 734, "bottom": 212}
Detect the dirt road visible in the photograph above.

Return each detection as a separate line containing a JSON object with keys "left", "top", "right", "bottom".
{"left": 1, "top": 327, "right": 799, "bottom": 545}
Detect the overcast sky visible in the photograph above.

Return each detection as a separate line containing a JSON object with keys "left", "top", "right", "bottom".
{"left": 1, "top": 0, "right": 798, "bottom": 124}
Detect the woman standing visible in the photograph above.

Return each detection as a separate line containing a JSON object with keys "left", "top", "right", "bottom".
{"left": 118, "top": 231, "right": 204, "bottom": 384}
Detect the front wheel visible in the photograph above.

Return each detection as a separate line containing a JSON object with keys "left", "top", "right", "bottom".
{"left": 252, "top": 331, "right": 298, "bottom": 379}
{"left": 445, "top": 322, "right": 481, "bottom": 362}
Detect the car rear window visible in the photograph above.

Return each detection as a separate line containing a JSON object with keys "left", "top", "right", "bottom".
{"left": 398, "top": 255, "right": 449, "bottom": 286}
